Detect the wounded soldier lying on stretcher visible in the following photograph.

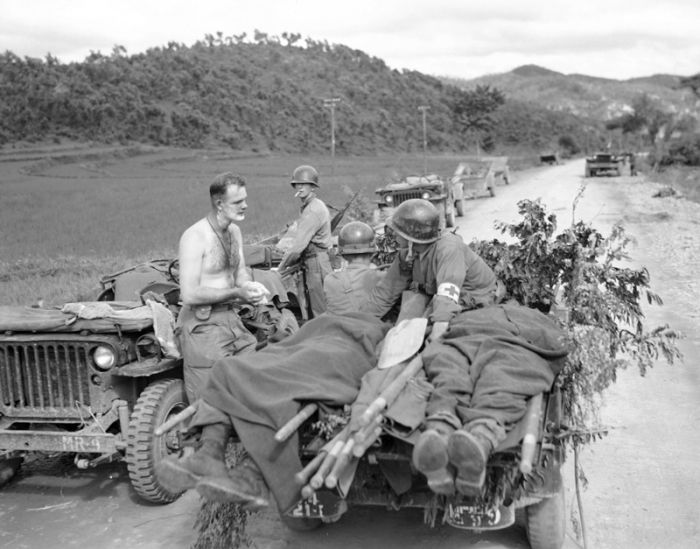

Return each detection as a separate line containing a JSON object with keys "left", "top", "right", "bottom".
{"left": 156, "top": 303, "right": 568, "bottom": 518}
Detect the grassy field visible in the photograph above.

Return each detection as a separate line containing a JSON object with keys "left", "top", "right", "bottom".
{"left": 0, "top": 145, "right": 540, "bottom": 306}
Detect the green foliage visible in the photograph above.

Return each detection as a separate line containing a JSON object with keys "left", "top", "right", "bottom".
{"left": 490, "top": 99, "right": 592, "bottom": 150}
{"left": 472, "top": 198, "right": 683, "bottom": 443}
{"left": 451, "top": 85, "right": 505, "bottom": 150}
{"left": 654, "top": 134, "right": 700, "bottom": 166}
{"left": 0, "top": 36, "right": 592, "bottom": 154}
{"left": 557, "top": 134, "right": 580, "bottom": 156}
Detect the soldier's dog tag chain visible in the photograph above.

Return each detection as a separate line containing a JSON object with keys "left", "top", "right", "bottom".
{"left": 206, "top": 214, "right": 233, "bottom": 269}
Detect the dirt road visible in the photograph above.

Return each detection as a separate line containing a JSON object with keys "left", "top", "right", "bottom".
{"left": 2, "top": 159, "right": 699, "bottom": 548}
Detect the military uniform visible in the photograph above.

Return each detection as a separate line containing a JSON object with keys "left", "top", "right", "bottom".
{"left": 362, "top": 232, "right": 497, "bottom": 323}
{"left": 323, "top": 263, "right": 385, "bottom": 315}
{"left": 282, "top": 195, "right": 332, "bottom": 317}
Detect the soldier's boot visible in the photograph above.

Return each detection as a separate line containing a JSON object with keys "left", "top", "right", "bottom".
{"left": 196, "top": 454, "right": 269, "bottom": 510}
{"left": 157, "top": 422, "right": 232, "bottom": 493}
{"left": 447, "top": 429, "right": 493, "bottom": 497}
{"left": 412, "top": 418, "right": 457, "bottom": 495}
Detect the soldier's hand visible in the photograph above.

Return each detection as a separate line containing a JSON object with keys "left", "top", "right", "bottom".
{"left": 278, "top": 251, "right": 301, "bottom": 271}
{"left": 428, "top": 321, "right": 449, "bottom": 343}
{"left": 240, "top": 281, "right": 270, "bottom": 305}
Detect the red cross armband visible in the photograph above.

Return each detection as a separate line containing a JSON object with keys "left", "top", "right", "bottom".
{"left": 437, "top": 282, "right": 460, "bottom": 303}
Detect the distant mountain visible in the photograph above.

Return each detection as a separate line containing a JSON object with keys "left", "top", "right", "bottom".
{"left": 442, "top": 65, "right": 699, "bottom": 121}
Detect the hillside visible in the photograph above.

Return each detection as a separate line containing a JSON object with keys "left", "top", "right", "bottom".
{"left": 2, "top": 38, "right": 695, "bottom": 156}
{"left": 0, "top": 39, "right": 474, "bottom": 154}
{"left": 0, "top": 38, "right": 601, "bottom": 154}
{"left": 443, "top": 64, "right": 699, "bottom": 121}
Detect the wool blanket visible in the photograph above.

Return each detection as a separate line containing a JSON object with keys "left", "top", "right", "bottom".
{"left": 200, "top": 311, "right": 390, "bottom": 511}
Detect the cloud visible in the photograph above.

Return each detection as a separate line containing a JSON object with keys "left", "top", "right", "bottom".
{"left": 1, "top": 0, "right": 698, "bottom": 80}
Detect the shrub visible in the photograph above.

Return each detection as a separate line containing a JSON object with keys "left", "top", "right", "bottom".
{"left": 471, "top": 198, "right": 682, "bottom": 443}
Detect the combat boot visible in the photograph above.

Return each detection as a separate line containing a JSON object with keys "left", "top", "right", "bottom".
{"left": 447, "top": 429, "right": 493, "bottom": 496}
{"left": 196, "top": 453, "right": 269, "bottom": 510}
{"left": 157, "top": 422, "right": 232, "bottom": 493}
{"left": 412, "top": 414, "right": 460, "bottom": 495}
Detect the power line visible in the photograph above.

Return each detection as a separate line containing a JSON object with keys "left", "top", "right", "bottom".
{"left": 323, "top": 98, "right": 341, "bottom": 174}
{"left": 418, "top": 105, "right": 430, "bottom": 174}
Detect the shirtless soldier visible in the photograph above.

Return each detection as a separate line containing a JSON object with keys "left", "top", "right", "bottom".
{"left": 177, "top": 172, "right": 269, "bottom": 402}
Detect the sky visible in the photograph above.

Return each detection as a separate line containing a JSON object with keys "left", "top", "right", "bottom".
{"left": 2, "top": 0, "right": 699, "bottom": 81}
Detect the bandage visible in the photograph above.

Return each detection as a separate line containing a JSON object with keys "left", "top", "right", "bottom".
{"left": 437, "top": 282, "right": 460, "bottom": 303}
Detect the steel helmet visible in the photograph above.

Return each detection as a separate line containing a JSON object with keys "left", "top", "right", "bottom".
{"left": 387, "top": 199, "right": 441, "bottom": 244}
{"left": 338, "top": 221, "right": 377, "bottom": 255}
{"left": 290, "top": 165, "right": 319, "bottom": 188}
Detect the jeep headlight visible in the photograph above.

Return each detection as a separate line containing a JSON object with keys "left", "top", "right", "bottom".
{"left": 93, "top": 345, "right": 116, "bottom": 370}
{"left": 421, "top": 191, "right": 430, "bottom": 200}
{"left": 384, "top": 195, "right": 393, "bottom": 204}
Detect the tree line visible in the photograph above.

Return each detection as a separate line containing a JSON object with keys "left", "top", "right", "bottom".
{"left": 0, "top": 33, "right": 599, "bottom": 154}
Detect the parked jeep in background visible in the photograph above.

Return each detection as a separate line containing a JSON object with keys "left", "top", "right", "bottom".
{"left": 482, "top": 156, "right": 511, "bottom": 186}
{"left": 372, "top": 174, "right": 456, "bottom": 229}
{"left": 450, "top": 156, "right": 509, "bottom": 206}
{"left": 584, "top": 152, "right": 631, "bottom": 177}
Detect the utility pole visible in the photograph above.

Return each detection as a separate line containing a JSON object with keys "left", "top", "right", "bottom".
{"left": 418, "top": 105, "right": 429, "bottom": 174}
{"left": 323, "top": 98, "right": 340, "bottom": 174}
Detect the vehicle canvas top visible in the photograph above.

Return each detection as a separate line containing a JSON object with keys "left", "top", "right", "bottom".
{"left": 0, "top": 302, "right": 153, "bottom": 333}
{"left": 453, "top": 160, "right": 493, "bottom": 177}
{"left": 381, "top": 175, "right": 443, "bottom": 190}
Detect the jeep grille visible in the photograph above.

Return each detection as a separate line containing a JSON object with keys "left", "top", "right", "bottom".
{"left": 386, "top": 190, "right": 426, "bottom": 205}
{"left": 1, "top": 342, "right": 93, "bottom": 418}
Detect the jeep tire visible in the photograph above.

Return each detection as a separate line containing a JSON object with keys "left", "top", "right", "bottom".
{"left": 0, "top": 457, "right": 22, "bottom": 488}
{"left": 445, "top": 203, "right": 456, "bottom": 228}
{"left": 525, "top": 469, "right": 566, "bottom": 549}
{"left": 126, "top": 378, "right": 188, "bottom": 504}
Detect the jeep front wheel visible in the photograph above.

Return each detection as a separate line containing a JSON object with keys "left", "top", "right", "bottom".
{"left": 126, "top": 378, "right": 188, "bottom": 503}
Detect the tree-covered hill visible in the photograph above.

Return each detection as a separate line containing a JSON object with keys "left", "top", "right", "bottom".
{"left": 0, "top": 36, "right": 662, "bottom": 155}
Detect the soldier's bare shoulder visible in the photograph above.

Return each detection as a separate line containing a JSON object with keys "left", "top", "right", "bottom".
{"left": 181, "top": 218, "right": 211, "bottom": 243}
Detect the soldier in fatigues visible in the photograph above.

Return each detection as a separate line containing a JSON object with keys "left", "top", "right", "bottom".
{"left": 277, "top": 165, "right": 332, "bottom": 318}
{"left": 361, "top": 198, "right": 497, "bottom": 334}
{"left": 360, "top": 198, "right": 502, "bottom": 495}
{"left": 323, "top": 221, "right": 384, "bottom": 315}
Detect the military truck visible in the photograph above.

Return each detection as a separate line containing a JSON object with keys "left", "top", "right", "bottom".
{"left": 584, "top": 152, "right": 630, "bottom": 177}
{"left": 372, "top": 174, "right": 456, "bottom": 230}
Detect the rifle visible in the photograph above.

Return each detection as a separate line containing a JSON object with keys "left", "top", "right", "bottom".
{"left": 329, "top": 190, "right": 361, "bottom": 232}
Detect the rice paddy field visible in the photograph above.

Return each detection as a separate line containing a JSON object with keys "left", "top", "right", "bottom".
{"left": 0, "top": 144, "right": 538, "bottom": 306}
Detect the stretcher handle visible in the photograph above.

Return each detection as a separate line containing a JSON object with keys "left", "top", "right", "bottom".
{"left": 154, "top": 404, "right": 197, "bottom": 436}
{"left": 325, "top": 439, "right": 355, "bottom": 489}
{"left": 310, "top": 439, "right": 344, "bottom": 489}
{"left": 295, "top": 451, "right": 326, "bottom": 486}
{"left": 359, "top": 355, "right": 423, "bottom": 427}
{"left": 275, "top": 403, "right": 319, "bottom": 442}
{"left": 519, "top": 393, "right": 544, "bottom": 474}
